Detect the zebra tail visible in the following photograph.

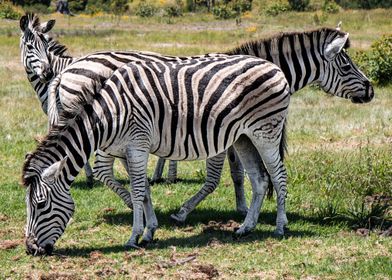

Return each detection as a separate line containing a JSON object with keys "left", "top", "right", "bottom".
{"left": 267, "top": 119, "right": 288, "bottom": 199}
{"left": 47, "top": 74, "right": 62, "bottom": 129}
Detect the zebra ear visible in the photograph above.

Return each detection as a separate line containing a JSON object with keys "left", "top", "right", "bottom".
{"left": 325, "top": 33, "right": 349, "bottom": 60}
{"left": 20, "top": 15, "right": 29, "bottom": 32}
{"left": 42, "top": 156, "right": 68, "bottom": 183}
{"left": 40, "top": 20, "right": 56, "bottom": 33}
{"left": 336, "top": 21, "right": 342, "bottom": 31}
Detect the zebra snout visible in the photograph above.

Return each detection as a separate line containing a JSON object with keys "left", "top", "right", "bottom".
{"left": 25, "top": 234, "right": 52, "bottom": 256}
{"left": 39, "top": 63, "right": 53, "bottom": 83}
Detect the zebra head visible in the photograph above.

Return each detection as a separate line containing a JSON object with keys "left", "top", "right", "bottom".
{"left": 23, "top": 156, "right": 74, "bottom": 256}
{"left": 19, "top": 13, "right": 56, "bottom": 83}
{"left": 319, "top": 29, "right": 374, "bottom": 103}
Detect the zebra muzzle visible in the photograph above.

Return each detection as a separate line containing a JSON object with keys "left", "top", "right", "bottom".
{"left": 25, "top": 235, "right": 53, "bottom": 256}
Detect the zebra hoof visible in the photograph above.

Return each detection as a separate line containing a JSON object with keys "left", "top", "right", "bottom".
{"left": 170, "top": 214, "right": 185, "bottom": 226}
{"left": 86, "top": 177, "right": 94, "bottom": 188}
{"left": 233, "top": 227, "right": 251, "bottom": 240}
{"left": 273, "top": 229, "right": 285, "bottom": 239}
{"left": 124, "top": 241, "right": 141, "bottom": 250}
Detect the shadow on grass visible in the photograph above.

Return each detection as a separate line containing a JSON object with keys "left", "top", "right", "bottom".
{"left": 54, "top": 208, "right": 336, "bottom": 257}
{"left": 55, "top": 226, "right": 314, "bottom": 258}
{"left": 70, "top": 177, "right": 205, "bottom": 189}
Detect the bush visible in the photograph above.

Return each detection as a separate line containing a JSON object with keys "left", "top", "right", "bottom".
{"left": 68, "top": 0, "right": 88, "bottom": 12}
{"left": 264, "top": 1, "right": 290, "bottom": 16}
{"left": 322, "top": 0, "right": 340, "bottom": 13}
{"left": 353, "top": 34, "right": 392, "bottom": 85}
{"left": 164, "top": 0, "right": 183, "bottom": 17}
{"left": 135, "top": 1, "right": 157, "bottom": 17}
{"left": 336, "top": 0, "right": 392, "bottom": 9}
{"left": 212, "top": 4, "right": 237, "bottom": 19}
{"left": 24, "top": 3, "right": 50, "bottom": 14}
{"left": 231, "top": 0, "right": 252, "bottom": 13}
{"left": 288, "top": 0, "right": 309, "bottom": 11}
{"left": 0, "top": 1, "right": 22, "bottom": 19}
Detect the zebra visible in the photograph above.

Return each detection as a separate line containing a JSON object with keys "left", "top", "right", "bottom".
{"left": 23, "top": 54, "right": 292, "bottom": 255}
{"left": 161, "top": 26, "right": 376, "bottom": 224}
{"left": 19, "top": 14, "right": 193, "bottom": 206}
{"left": 18, "top": 14, "right": 100, "bottom": 187}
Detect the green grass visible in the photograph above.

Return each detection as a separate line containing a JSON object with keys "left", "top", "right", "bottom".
{"left": 1, "top": 8, "right": 392, "bottom": 279}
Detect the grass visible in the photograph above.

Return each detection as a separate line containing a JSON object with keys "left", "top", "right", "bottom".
{"left": 0, "top": 8, "right": 392, "bottom": 279}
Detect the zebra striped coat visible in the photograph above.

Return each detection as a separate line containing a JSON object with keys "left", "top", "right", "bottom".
{"left": 170, "top": 26, "right": 375, "bottom": 223}
{"left": 23, "top": 55, "right": 290, "bottom": 254}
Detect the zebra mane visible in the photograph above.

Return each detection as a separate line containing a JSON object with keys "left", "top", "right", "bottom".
{"left": 47, "top": 37, "right": 71, "bottom": 58}
{"left": 22, "top": 96, "right": 92, "bottom": 187}
{"left": 227, "top": 27, "right": 350, "bottom": 56}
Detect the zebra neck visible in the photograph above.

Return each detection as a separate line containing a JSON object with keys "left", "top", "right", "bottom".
{"left": 26, "top": 71, "right": 49, "bottom": 114}
{"left": 227, "top": 33, "right": 324, "bottom": 94}
{"left": 50, "top": 55, "right": 75, "bottom": 76}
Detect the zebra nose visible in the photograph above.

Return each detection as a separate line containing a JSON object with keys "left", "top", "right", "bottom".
{"left": 365, "top": 80, "right": 374, "bottom": 101}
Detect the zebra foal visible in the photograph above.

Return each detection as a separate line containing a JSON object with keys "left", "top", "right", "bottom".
{"left": 23, "top": 55, "right": 290, "bottom": 254}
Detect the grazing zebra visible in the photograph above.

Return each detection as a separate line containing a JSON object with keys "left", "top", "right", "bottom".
{"left": 165, "top": 26, "right": 375, "bottom": 223}
{"left": 19, "top": 14, "right": 190, "bottom": 205}
{"left": 23, "top": 54, "right": 291, "bottom": 255}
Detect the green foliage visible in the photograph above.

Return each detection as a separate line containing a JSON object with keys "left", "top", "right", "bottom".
{"left": 85, "top": 0, "right": 111, "bottom": 14}
{"left": 336, "top": 0, "right": 392, "bottom": 9}
{"left": 322, "top": 0, "right": 340, "bottom": 13}
{"left": 0, "top": 1, "right": 22, "bottom": 19}
{"left": 312, "top": 11, "right": 328, "bottom": 25}
{"left": 344, "top": 198, "right": 390, "bottom": 229}
{"left": 353, "top": 35, "right": 392, "bottom": 85}
{"left": 212, "top": 4, "right": 237, "bottom": 19}
{"left": 264, "top": 1, "right": 290, "bottom": 16}
{"left": 135, "top": 0, "right": 157, "bottom": 17}
{"left": 164, "top": 0, "right": 184, "bottom": 18}
{"left": 68, "top": 0, "right": 88, "bottom": 12}
{"left": 110, "top": 0, "right": 128, "bottom": 16}
{"left": 24, "top": 3, "right": 51, "bottom": 14}
{"left": 288, "top": 0, "right": 309, "bottom": 11}
{"left": 11, "top": 0, "right": 50, "bottom": 7}
{"left": 211, "top": 0, "right": 251, "bottom": 19}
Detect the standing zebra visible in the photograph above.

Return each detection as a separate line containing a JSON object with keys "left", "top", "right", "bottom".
{"left": 164, "top": 27, "right": 375, "bottom": 224}
{"left": 23, "top": 54, "right": 292, "bottom": 255}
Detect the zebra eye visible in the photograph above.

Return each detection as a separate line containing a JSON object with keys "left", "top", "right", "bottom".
{"left": 37, "top": 200, "right": 46, "bottom": 210}
{"left": 26, "top": 44, "right": 34, "bottom": 51}
{"left": 342, "top": 64, "right": 351, "bottom": 71}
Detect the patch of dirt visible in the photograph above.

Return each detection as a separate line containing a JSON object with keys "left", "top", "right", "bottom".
{"left": 191, "top": 264, "right": 219, "bottom": 279}
{"left": 95, "top": 266, "right": 116, "bottom": 278}
{"left": 202, "top": 220, "right": 240, "bottom": 233}
{"left": 0, "top": 214, "right": 8, "bottom": 221}
{"left": 207, "top": 237, "right": 222, "bottom": 248}
{"left": 157, "top": 246, "right": 198, "bottom": 269}
{"left": 356, "top": 228, "right": 370, "bottom": 237}
{"left": 38, "top": 272, "right": 80, "bottom": 280}
{"left": 0, "top": 239, "right": 23, "bottom": 250}
{"left": 380, "top": 226, "right": 392, "bottom": 237}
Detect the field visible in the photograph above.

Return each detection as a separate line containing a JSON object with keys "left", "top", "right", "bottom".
{"left": 0, "top": 8, "right": 392, "bottom": 279}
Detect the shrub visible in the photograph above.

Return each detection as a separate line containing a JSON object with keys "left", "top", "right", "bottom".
{"left": 322, "top": 0, "right": 340, "bottom": 13}
{"left": 231, "top": 0, "right": 252, "bottom": 13}
{"left": 288, "top": 0, "right": 309, "bottom": 11}
{"left": 264, "top": 1, "right": 289, "bottom": 16}
{"left": 212, "top": 5, "right": 237, "bottom": 19}
{"left": 24, "top": 3, "right": 50, "bottom": 14}
{"left": 335, "top": 0, "right": 392, "bottom": 9}
{"left": 164, "top": 0, "right": 183, "bottom": 18}
{"left": 68, "top": 0, "right": 88, "bottom": 12}
{"left": 0, "top": 1, "right": 22, "bottom": 19}
{"left": 135, "top": 1, "right": 157, "bottom": 17}
{"left": 353, "top": 34, "right": 392, "bottom": 85}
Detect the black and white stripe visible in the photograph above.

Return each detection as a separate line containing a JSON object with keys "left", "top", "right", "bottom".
{"left": 167, "top": 27, "right": 375, "bottom": 224}
{"left": 23, "top": 55, "right": 290, "bottom": 254}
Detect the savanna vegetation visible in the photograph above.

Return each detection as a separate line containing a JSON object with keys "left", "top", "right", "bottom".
{"left": 0, "top": 1, "right": 391, "bottom": 279}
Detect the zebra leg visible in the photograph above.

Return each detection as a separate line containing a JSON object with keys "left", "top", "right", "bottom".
{"left": 251, "top": 136, "right": 288, "bottom": 236}
{"left": 232, "top": 136, "right": 269, "bottom": 237}
{"left": 84, "top": 162, "right": 94, "bottom": 187}
{"left": 227, "top": 146, "right": 248, "bottom": 216}
{"left": 151, "top": 158, "right": 166, "bottom": 184}
{"left": 93, "top": 150, "right": 133, "bottom": 209}
{"left": 124, "top": 145, "right": 151, "bottom": 249}
{"left": 170, "top": 151, "right": 226, "bottom": 224}
{"left": 167, "top": 160, "right": 178, "bottom": 183}
{"left": 140, "top": 178, "right": 158, "bottom": 245}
